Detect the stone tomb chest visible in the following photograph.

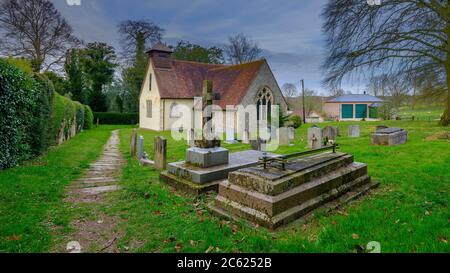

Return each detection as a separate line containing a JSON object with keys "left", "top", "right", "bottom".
{"left": 210, "top": 150, "right": 379, "bottom": 229}
{"left": 371, "top": 127, "right": 408, "bottom": 146}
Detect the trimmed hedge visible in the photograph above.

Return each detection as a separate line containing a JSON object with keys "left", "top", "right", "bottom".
{"left": 94, "top": 112, "right": 138, "bottom": 125}
{"left": 1, "top": 59, "right": 39, "bottom": 169}
{"left": 0, "top": 59, "right": 94, "bottom": 170}
{"left": 84, "top": 105, "right": 94, "bottom": 129}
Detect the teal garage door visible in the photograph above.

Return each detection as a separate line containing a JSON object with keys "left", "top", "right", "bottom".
{"left": 341, "top": 104, "right": 354, "bottom": 119}
{"left": 355, "top": 104, "right": 368, "bottom": 119}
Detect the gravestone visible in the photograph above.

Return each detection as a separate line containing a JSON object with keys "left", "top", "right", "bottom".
{"left": 242, "top": 130, "right": 250, "bottom": 144}
{"left": 154, "top": 136, "right": 167, "bottom": 170}
{"left": 371, "top": 127, "right": 408, "bottom": 146}
{"left": 225, "top": 127, "right": 238, "bottom": 144}
{"left": 210, "top": 150, "right": 379, "bottom": 229}
{"left": 137, "top": 136, "right": 144, "bottom": 160}
{"left": 323, "top": 126, "right": 338, "bottom": 142}
{"left": 278, "top": 127, "right": 291, "bottom": 146}
{"left": 348, "top": 125, "right": 360, "bottom": 138}
{"left": 250, "top": 138, "right": 267, "bottom": 151}
{"left": 289, "top": 127, "right": 295, "bottom": 143}
{"left": 130, "top": 128, "right": 137, "bottom": 157}
{"left": 187, "top": 129, "right": 195, "bottom": 147}
{"left": 308, "top": 125, "right": 322, "bottom": 149}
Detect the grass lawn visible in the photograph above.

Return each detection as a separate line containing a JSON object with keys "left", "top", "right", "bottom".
{"left": 0, "top": 121, "right": 448, "bottom": 253}
{"left": 0, "top": 125, "right": 130, "bottom": 253}
{"left": 397, "top": 105, "right": 444, "bottom": 120}
{"left": 97, "top": 120, "right": 449, "bottom": 253}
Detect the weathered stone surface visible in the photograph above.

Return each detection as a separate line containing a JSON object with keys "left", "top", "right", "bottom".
{"left": 137, "top": 135, "right": 144, "bottom": 159}
{"left": 154, "top": 136, "right": 167, "bottom": 170}
{"left": 348, "top": 125, "right": 360, "bottom": 137}
{"left": 66, "top": 130, "right": 123, "bottom": 203}
{"left": 165, "top": 150, "right": 278, "bottom": 184}
{"left": 308, "top": 126, "right": 322, "bottom": 149}
{"left": 187, "top": 129, "right": 195, "bottom": 147}
{"left": 371, "top": 127, "right": 408, "bottom": 146}
{"left": 376, "top": 125, "right": 389, "bottom": 131}
{"left": 186, "top": 147, "right": 229, "bottom": 168}
{"left": 250, "top": 138, "right": 266, "bottom": 151}
{"left": 277, "top": 127, "right": 291, "bottom": 146}
{"left": 323, "top": 126, "right": 338, "bottom": 142}
{"left": 209, "top": 150, "right": 378, "bottom": 229}
{"left": 130, "top": 128, "right": 137, "bottom": 157}
{"left": 242, "top": 130, "right": 250, "bottom": 144}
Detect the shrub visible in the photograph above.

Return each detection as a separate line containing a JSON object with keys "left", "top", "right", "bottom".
{"left": 83, "top": 105, "right": 94, "bottom": 129}
{"left": 94, "top": 112, "right": 138, "bottom": 125}
{"left": 0, "top": 59, "right": 94, "bottom": 169}
{"left": 288, "top": 115, "right": 302, "bottom": 129}
{"left": 0, "top": 59, "right": 37, "bottom": 169}
{"left": 31, "top": 74, "right": 54, "bottom": 155}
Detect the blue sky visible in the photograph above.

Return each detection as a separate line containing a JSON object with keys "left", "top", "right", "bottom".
{"left": 53, "top": 0, "right": 365, "bottom": 95}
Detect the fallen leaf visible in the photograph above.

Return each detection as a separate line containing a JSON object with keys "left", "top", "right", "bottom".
{"left": 6, "top": 234, "right": 21, "bottom": 241}
{"left": 153, "top": 210, "right": 163, "bottom": 216}
{"left": 352, "top": 233, "right": 360, "bottom": 239}
{"left": 205, "top": 246, "right": 214, "bottom": 253}
{"left": 439, "top": 237, "right": 448, "bottom": 244}
{"left": 189, "top": 240, "right": 196, "bottom": 246}
{"left": 175, "top": 242, "right": 184, "bottom": 252}
{"left": 144, "top": 192, "right": 150, "bottom": 199}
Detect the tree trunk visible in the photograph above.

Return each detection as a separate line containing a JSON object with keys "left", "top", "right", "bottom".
{"left": 440, "top": 65, "right": 450, "bottom": 126}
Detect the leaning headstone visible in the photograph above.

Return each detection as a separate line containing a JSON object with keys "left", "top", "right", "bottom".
{"left": 348, "top": 125, "right": 360, "bottom": 138}
{"left": 277, "top": 127, "right": 291, "bottom": 146}
{"left": 137, "top": 136, "right": 144, "bottom": 159}
{"left": 308, "top": 125, "right": 323, "bottom": 149}
{"left": 130, "top": 128, "right": 138, "bottom": 157}
{"left": 323, "top": 126, "right": 338, "bottom": 142}
{"left": 154, "top": 136, "right": 167, "bottom": 170}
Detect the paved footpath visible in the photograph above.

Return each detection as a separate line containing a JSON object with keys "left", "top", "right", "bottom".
{"left": 63, "top": 130, "right": 125, "bottom": 253}
{"left": 67, "top": 130, "right": 124, "bottom": 203}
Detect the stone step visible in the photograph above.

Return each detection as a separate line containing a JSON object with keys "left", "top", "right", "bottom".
{"left": 75, "top": 178, "right": 117, "bottom": 183}
{"left": 78, "top": 185, "right": 121, "bottom": 195}
{"left": 212, "top": 176, "right": 378, "bottom": 229}
{"left": 219, "top": 162, "right": 368, "bottom": 217}
{"left": 228, "top": 152, "right": 355, "bottom": 195}
{"left": 214, "top": 160, "right": 370, "bottom": 221}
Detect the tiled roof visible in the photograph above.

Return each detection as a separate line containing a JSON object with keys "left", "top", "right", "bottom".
{"left": 327, "top": 94, "right": 383, "bottom": 103}
{"left": 152, "top": 58, "right": 265, "bottom": 108}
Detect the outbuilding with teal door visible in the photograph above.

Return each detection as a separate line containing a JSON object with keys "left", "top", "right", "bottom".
{"left": 324, "top": 94, "right": 383, "bottom": 121}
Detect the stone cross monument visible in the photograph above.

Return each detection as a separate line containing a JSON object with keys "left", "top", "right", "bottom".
{"left": 186, "top": 80, "right": 229, "bottom": 168}
{"left": 194, "top": 80, "right": 221, "bottom": 148}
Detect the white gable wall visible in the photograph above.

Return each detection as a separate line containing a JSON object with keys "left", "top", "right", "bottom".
{"left": 139, "top": 60, "right": 162, "bottom": 131}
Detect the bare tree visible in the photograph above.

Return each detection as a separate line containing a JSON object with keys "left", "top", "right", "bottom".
{"left": 322, "top": 0, "right": 450, "bottom": 125}
{"left": 282, "top": 83, "right": 298, "bottom": 98}
{"left": 328, "top": 87, "right": 345, "bottom": 98}
{"left": 224, "top": 33, "right": 262, "bottom": 64}
{"left": 118, "top": 19, "right": 165, "bottom": 62}
{"left": 0, "top": 0, "right": 79, "bottom": 72}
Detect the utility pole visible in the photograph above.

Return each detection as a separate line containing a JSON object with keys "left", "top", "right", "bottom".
{"left": 301, "top": 79, "right": 306, "bottom": 124}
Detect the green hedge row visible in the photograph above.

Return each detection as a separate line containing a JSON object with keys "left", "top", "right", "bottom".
{"left": 0, "top": 59, "right": 94, "bottom": 169}
{"left": 94, "top": 112, "right": 138, "bottom": 125}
